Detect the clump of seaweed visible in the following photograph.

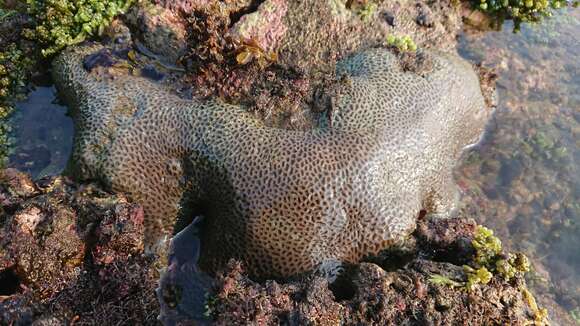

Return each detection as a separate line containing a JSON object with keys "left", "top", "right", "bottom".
{"left": 463, "top": 265, "right": 493, "bottom": 290}
{"left": 468, "top": 226, "right": 530, "bottom": 284}
{"left": 570, "top": 307, "right": 580, "bottom": 323}
{"left": 24, "top": 0, "right": 134, "bottom": 56}
{"left": 470, "top": 0, "right": 572, "bottom": 31}
{"left": 386, "top": 35, "right": 418, "bottom": 52}
{"left": 469, "top": 226, "right": 547, "bottom": 322}
{"left": 428, "top": 224, "right": 546, "bottom": 323}
{"left": 472, "top": 225, "right": 502, "bottom": 265}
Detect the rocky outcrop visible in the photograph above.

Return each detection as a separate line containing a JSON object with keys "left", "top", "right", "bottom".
{"left": 0, "top": 169, "right": 549, "bottom": 325}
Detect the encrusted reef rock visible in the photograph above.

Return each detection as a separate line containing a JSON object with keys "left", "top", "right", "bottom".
{"left": 52, "top": 41, "right": 490, "bottom": 279}
{"left": 0, "top": 168, "right": 158, "bottom": 324}
{"left": 155, "top": 212, "right": 551, "bottom": 325}
{"left": 122, "top": 0, "right": 467, "bottom": 128}
{"left": 0, "top": 169, "right": 551, "bottom": 325}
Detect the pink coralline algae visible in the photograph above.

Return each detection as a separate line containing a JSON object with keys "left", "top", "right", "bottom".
{"left": 228, "top": 0, "right": 288, "bottom": 51}
{"left": 155, "top": 0, "right": 213, "bottom": 15}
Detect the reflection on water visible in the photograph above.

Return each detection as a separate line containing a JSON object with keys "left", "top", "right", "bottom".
{"left": 158, "top": 221, "right": 213, "bottom": 324}
{"left": 456, "top": 9, "right": 579, "bottom": 324}
{"left": 8, "top": 86, "right": 73, "bottom": 178}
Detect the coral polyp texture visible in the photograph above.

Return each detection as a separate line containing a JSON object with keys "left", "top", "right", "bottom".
{"left": 52, "top": 43, "right": 489, "bottom": 279}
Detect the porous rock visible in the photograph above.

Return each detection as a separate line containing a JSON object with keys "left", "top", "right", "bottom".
{"left": 0, "top": 170, "right": 158, "bottom": 325}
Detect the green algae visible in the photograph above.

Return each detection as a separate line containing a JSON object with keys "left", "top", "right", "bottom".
{"left": 496, "top": 253, "right": 530, "bottom": 281}
{"left": 428, "top": 274, "right": 464, "bottom": 288}
{"left": 522, "top": 287, "right": 549, "bottom": 324}
{"left": 470, "top": 0, "right": 571, "bottom": 31}
{"left": 429, "top": 225, "right": 533, "bottom": 292}
{"left": 472, "top": 225, "right": 502, "bottom": 266}
{"left": 570, "top": 307, "right": 580, "bottom": 323}
{"left": 0, "top": 7, "right": 18, "bottom": 20}
{"left": 354, "top": 1, "right": 378, "bottom": 21}
{"left": 0, "top": 0, "right": 134, "bottom": 167}
{"left": 344, "top": 0, "right": 379, "bottom": 21}
{"left": 386, "top": 35, "right": 417, "bottom": 52}
{"left": 464, "top": 265, "right": 493, "bottom": 290}
{"left": 471, "top": 226, "right": 530, "bottom": 280}
{"left": 25, "top": 0, "right": 134, "bottom": 56}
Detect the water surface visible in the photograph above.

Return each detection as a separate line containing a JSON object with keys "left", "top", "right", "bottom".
{"left": 456, "top": 8, "right": 579, "bottom": 324}
{"left": 8, "top": 86, "right": 73, "bottom": 178}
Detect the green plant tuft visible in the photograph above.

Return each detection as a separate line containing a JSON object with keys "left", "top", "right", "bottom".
{"left": 472, "top": 225, "right": 502, "bottom": 266}
{"left": 470, "top": 0, "right": 571, "bottom": 31}
{"left": 25, "top": 0, "right": 134, "bottom": 56}
{"left": 386, "top": 35, "right": 418, "bottom": 52}
{"left": 464, "top": 265, "right": 493, "bottom": 290}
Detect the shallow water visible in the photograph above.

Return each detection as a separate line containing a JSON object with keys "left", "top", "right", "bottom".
{"left": 455, "top": 8, "right": 579, "bottom": 324}
{"left": 7, "top": 86, "right": 73, "bottom": 178}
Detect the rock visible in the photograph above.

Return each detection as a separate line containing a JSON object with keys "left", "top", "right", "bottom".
{"left": 0, "top": 169, "right": 553, "bottom": 324}
{"left": 416, "top": 3, "right": 435, "bottom": 28}
{"left": 228, "top": 0, "right": 288, "bottom": 52}
{"left": 195, "top": 217, "right": 544, "bottom": 325}
{"left": 0, "top": 170, "right": 158, "bottom": 324}
{"left": 125, "top": 2, "right": 189, "bottom": 63}
{"left": 0, "top": 168, "right": 38, "bottom": 199}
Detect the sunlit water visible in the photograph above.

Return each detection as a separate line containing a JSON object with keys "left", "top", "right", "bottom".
{"left": 455, "top": 8, "right": 579, "bottom": 324}
{"left": 5, "top": 8, "right": 579, "bottom": 324}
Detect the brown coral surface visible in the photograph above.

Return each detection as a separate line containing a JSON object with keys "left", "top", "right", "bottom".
{"left": 52, "top": 41, "right": 489, "bottom": 280}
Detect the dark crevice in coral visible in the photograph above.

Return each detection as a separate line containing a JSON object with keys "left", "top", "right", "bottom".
{"left": 364, "top": 248, "right": 416, "bottom": 272}
{"left": 328, "top": 270, "right": 357, "bottom": 302}
{"left": 418, "top": 209, "right": 427, "bottom": 220}
{"left": 228, "top": 0, "right": 265, "bottom": 27}
{"left": 0, "top": 267, "right": 22, "bottom": 295}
